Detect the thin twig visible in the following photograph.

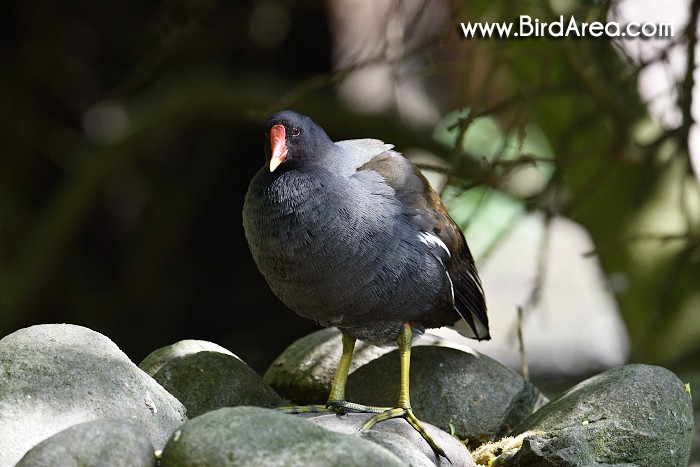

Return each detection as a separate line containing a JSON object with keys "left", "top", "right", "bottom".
{"left": 517, "top": 306, "right": 529, "bottom": 382}
{"left": 678, "top": 0, "right": 700, "bottom": 173}
{"left": 583, "top": 231, "right": 697, "bottom": 257}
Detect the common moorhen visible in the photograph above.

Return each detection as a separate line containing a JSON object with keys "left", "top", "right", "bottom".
{"left": 242, "top": 110, "right": 489, "bottom": 457}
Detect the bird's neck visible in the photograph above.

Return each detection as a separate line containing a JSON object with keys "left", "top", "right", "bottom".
{"left": 264, "top": 166, "right": 332, "bottom": 210}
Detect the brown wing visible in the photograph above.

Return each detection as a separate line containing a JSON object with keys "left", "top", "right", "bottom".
{"left": 359, "top": 151, "right": 490, "bottom": 340}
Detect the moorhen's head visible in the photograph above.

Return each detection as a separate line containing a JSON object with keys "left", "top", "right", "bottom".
{"left": 264, "top": 110, "right": 334, "bottom": 172}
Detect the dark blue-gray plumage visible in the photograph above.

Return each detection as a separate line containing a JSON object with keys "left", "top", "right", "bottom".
{"left": 242, "top": 110, "right": 489, "bottom": 457}
{"left": 243, "top": 110, "right": 488, "bottom": 345}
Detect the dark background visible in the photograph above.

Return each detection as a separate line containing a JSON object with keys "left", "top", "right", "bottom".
{"left": 1, "top": 1, "right": 337, "bottom": 371}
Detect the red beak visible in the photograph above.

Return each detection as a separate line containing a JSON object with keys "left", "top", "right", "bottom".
{"left": 269, "top": 124, "right": 288, "bottom": 172}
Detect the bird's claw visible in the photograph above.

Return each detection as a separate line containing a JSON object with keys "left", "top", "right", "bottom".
{"left": 361, "top": 407, "right": 449, "bottom": 460}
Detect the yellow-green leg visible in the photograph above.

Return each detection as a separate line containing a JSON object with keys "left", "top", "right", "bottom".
{"left": 279, "top": 331, "right": 387, "bottom": 415}
{"left": 326, "top": 333, "right": 387, "bottom": 414}
{"left": 325, "top": 332, "right": 355, "bottom": 405}
{"left": 361, "top": 323, "right": 447, "bottom": 459}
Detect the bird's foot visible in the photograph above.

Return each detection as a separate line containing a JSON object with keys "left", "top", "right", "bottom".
{"left": 325, "top": 399, "right": 389, "bottom": 415}
{"left": 277, "top": 401, "right": 389, "bottom": 415}
{"left": 361, "top": 407, "right": 448, "bottom": 460}
{"left": 276, "top": 404, "right": 329, "bottom": 414}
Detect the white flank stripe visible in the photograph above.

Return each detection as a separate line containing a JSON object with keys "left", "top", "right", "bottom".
{"left": 417, "top": 231, "right": 451, "bottom": 257}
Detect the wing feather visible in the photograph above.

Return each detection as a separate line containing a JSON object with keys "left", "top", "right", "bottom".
{"left": 356, "top": 149, "right": 490, "bottom": 340}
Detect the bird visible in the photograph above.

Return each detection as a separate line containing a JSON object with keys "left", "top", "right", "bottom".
{"left": 242, "top": 110, "right": 489, "bottom": 457}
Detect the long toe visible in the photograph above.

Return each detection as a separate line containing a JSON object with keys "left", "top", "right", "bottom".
{"left": 326, "top": 400, "right": 389, "bottom": 414}
{"left": 277, "top": 404, "right": 329, "bottom": 414}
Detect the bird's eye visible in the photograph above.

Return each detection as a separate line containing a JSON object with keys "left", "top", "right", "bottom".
{"left": 290, "top": 127, "right": 301, "bottom": 137}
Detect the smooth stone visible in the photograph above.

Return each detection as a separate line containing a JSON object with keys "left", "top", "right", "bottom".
{"left": 151, "top": 349, "right": 284, "bottom": 417}
{"left": 139, "top": 339, "right": 238, "bottom": 376}
{"left": 0, "top": 324, "right": 187, "bottom": 466}
{"left": 15, "top": 419, "right": 156, "bottom": 467}
{"left": 305, "top": 412, "right": 474, "bottom": 467}
{"left": 345, "top": 345, "right": 547, "bottom": 445}
{"left": 160, "top": 406, "right": 408, "bottom": 466}
{"left": 358, "top": 430, "right": 442, "bottom": 467}
{"left": 502, "top": 364, "right": 693, "bottom": 466}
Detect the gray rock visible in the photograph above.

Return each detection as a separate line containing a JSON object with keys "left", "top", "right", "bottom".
{"left": 139, "top": 339, "right": 239, "bottom": 376}
{"left": 264, "top": 327, "right": 393, "bottom": 404}
{"left": 0, "top": 324, "right": 187, "bottom": 466}
{"left": 151, "top": 349, "right": 284, "bottom": 417}
{"left": 692, "top": 397, "right": 700, "bottom": 465}
{"left": 345, "top": 345, "right": 546, "bottom": 445}
{"left": 15, "top": 419, "right": 156, "bottom": 467}
{"left": 358, "top": 430, "right": 442, "bottom": 467}
{"left": 305, "top": 412, "right": 474, "bottom": 467}
{"left": 160, "top": 406, "right": 408, "bottom": 466}
{"left": 581, "top": 464, "right": 640, "bottom": 466}
{"left": 503, "top": 364, "right": 693, "bottom": 466}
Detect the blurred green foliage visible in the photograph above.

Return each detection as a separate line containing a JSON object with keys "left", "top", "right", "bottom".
{"left": 442, "top": 1, "right": 700, "bottom": 374}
